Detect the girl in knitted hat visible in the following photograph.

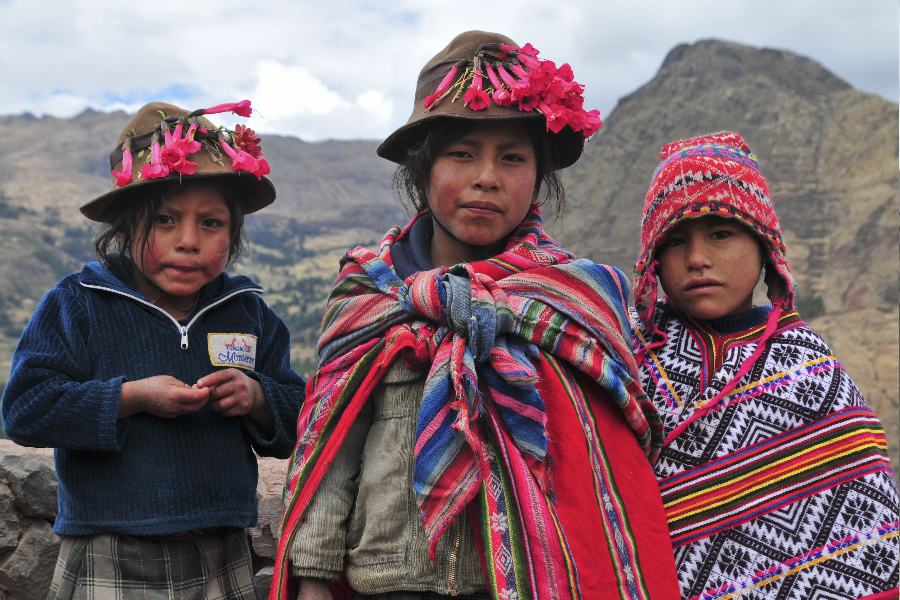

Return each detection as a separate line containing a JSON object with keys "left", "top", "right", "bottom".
{"left": 631, "top": 132, "right": 899, "bottom": 599}
{"left": 1, "top": 101, "right": 305, "bottom": 598}
{"left": 272, "top": 30, "right": 680, "bottom": 600}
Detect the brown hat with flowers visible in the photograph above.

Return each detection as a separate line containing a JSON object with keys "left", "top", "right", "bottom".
{"left": 80, "top": 100, "right": 275, "bottom": 222}
{"left": 377, "top": 30, "right": 601, "bottom": 169}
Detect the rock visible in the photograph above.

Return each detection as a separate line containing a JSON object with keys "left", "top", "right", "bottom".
{"left": 254, "top": 565, "right": 274, "bottom": 599}
{"left": 249, "top": 495, "right": 284, "bottom": 560}
{"left": 0, "top": 519, "right": 60, "bottom": 600}
{"left": 0, "top": 453, "right": 57, "bottom": 520}
{"left": 0, "top": 483, "right": 19, "bottom": 553}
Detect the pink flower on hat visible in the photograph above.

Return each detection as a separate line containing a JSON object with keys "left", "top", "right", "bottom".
{"left": 250, "top": 155, "right": 271, "bottom": 178}
{"left": 425, "top": 60, "right": 467, "bottom": 111}
{"left": 464, "top": 87, "right": 491, "bottom": 111}
{"left": 141, "top": 133, "right": 171, "bottom": 180}
{"left": 202, "top": 100, "right": 252, "bottom": 118}
{"left": 526, "top": 61, "right": 556, "bottom": 93}
{"left": 537, "top": 101, "right": 565, "bottom": 133}
{"left": 463, "top": 66, "right": 491, "bottom": 111}
{"left": 514, "top": 50, "right": 541, "bottom": 70}
{"left": 484, "top": 65, "right": 513, "bottom": 106}
{"left": 582, "top": 109, "right": 603, "bottom": 137}
{"left": 112, "top": 137, "right": 133, "bottom": 187}
{"left": 218, "top": 133, "right": 270, "bottom": 180}
{"left": 160, "top": 121, "right": 201, "bottom": 176}
{"left": 219, "top": 141, "right": 257, "bottom": 171}
{"left": 423, "top": 41, "right": 600, "bottom": 139}
{"left": 519, "top": 43, "right": 539, "bottom": 57}
{"left": 160, "top": 146, "right": 198, "bottom": 177}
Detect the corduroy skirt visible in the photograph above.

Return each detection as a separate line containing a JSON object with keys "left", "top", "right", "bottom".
{"left": 47, "top": 529, "right": 257, "bottom": 600}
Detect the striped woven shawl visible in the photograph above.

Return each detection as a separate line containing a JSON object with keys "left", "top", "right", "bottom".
{"left": 272, "top": 208, "right": 676, "bottom": 600}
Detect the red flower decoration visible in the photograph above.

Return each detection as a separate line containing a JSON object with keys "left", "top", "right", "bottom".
{"left": 464, "top": 86, "right": 491, "bottom": 111}
{"left": 160, "top": 146, "right": 198, "bottom": 177}
{"left": 160, "top": 121, "right": 201, "bottom": 176}
{"left": 519, "top": 43, "right": 540, "bottom": 57}
{"left": 219, "top": 137, "right": 269, "bottom": 180}
{"left": 203, "top": 100, "right": 252, "bottom": 118}
{"left": 219, "top": 141, "right": 256, "bottom": 171}
{"left": 233, "top": 124, "right": 262, "bottom": 158}
{"left": 122, "top": 101, "right": 269, "bottom": 186}
{"left": 463, "top": 67, "right": 491, "bottom": 111}
{"left": 516, "top": 89, "right": 539, "bottom": 112}
{"left": 425, "top": 60, "right": 467, "bottom": 111}
{"left": 112, "top": 138, "right": 133, "bottom": 187}
{"left": 422, "top": 42, "right": 602, "bottom": 139}
{"left": 141, "top": 136, "right": 171, "bottom": 180}
{"left": 251, "top": 155, "right": 271, "bottom": 178}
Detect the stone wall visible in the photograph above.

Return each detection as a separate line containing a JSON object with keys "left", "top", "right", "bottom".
{"left": 0, "top": 440, "right": 288, "bottom": 600}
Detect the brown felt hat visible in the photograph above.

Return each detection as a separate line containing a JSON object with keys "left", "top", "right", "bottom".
{"left": 376, "top": 30, "right": 587, "bottom": 169}
{"left": 80, "top": 102, "right": 276, "bottom": 222}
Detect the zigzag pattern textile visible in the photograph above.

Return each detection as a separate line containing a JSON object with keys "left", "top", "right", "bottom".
{"left": 273, "top": 206, "right": 672, "bottom": 600}
{"left": 633, "top": 302, "right": 899, "bottom": 600}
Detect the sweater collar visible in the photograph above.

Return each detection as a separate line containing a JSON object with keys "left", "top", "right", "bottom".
{"left": 704, "top": 305, "right": 772, "bottom": 335}
{"left": 78, "top": 255, "right": 262, "bottom": 307}
{"left": 391, "top": 214, "right": 434, "bottom": 280}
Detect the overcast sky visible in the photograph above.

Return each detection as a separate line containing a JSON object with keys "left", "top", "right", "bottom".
{"left": 1, "top": 0, "right": 897, "bottom": 143}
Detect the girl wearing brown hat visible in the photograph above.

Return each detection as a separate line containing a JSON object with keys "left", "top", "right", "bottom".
{"left": 273, "top": 31, "right": 680, "bottom": 600}
{"left": 1, "top": 101, "right": 305, "bottom": 598}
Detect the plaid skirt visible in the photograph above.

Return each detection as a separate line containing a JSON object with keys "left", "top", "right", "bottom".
{"left": 47, "top": 529, "right": 258, "bottom": 600}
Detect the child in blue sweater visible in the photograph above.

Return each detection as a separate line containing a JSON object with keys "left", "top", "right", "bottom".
{"left": 2, "top": 100, "right": 305, "bottom": 599}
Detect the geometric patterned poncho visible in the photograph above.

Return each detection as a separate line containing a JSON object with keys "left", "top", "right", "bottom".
{"left": 272, "top": 207, "right": 681, "bottom": 600}
{"left": 632, "top": 301, "right": 899, "bottom": 600}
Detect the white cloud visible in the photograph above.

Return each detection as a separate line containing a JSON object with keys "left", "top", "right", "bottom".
{"left": 0, "top": 0, "right": 895, "bottom": 141}
{"left": 355, "top": 90, "right": 392, "bottom": 124}
{"left": 253, "top": 61, "right": 349, "bottom": 118}
{"left": 243, "top": 61, "right": 395, "bottom": 140}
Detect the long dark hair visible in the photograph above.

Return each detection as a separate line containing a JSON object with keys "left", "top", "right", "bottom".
{"left": 391, "top": 118, "right": 566, "bottom": 220}
{"left": 93, "top": 179, "right": 247, "bottom": 270}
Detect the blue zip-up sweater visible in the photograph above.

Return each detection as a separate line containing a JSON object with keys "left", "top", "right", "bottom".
{"left": 2, "top": 258, "right": 306, "bottom": 536}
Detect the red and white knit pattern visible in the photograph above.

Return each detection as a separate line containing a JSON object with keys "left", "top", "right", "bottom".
{"left": 633, "top": 131, "right": 794, "bottom": 330}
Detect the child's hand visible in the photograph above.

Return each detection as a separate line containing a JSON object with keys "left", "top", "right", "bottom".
{"left": 195, "top": 369, "right": 275, "bottom": 432}
{"left": 119, "top": 376, "right": 209, "bottom": 419}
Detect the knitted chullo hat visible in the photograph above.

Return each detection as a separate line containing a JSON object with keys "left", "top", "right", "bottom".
{"left": 376, "top": 30, "right": 602, "bottom": 169}
{"left": 633, "top": 131, "right": 795, "bottom": 329}
{"left": 80, "top": 100, "right": 275, "bottom": 223}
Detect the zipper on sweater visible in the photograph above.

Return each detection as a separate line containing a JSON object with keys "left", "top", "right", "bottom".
{"left": 79, "top": 282, "right": 262, "bottom": 351}
{"left": 448, "top": 519, "right": 460, "bottom": 596}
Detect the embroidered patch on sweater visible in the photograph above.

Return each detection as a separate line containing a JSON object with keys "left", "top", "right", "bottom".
{"left": 208, "top": 334, "right": 257, "bottom": 370}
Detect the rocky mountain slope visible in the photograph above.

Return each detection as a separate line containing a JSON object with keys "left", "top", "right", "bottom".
{"left": 0, "top": 39, "right": 896, "bottom": 471}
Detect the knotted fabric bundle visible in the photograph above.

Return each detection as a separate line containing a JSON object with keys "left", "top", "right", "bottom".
{"left": 273, "top": 205, "right": 672, "bottom": 600}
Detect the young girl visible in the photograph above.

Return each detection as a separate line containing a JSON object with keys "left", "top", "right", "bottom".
{"left": 272, "top": 31, "right": 680, "bottom": 600}
{"left": 631, "top": 132, "right": 899, "bottom": 599}
{"left": 2, "top": 101, "right": 305, "bottom": 598}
